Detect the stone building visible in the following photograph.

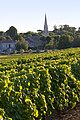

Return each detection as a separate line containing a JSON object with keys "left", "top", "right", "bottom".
{"left": 26, "top": 35, "right": 42, "bottom": 48}
{"left": 0, "top": 40, "right": 15, "bottom": 52}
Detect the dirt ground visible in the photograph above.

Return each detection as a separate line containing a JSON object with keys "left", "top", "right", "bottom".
{"left": 45, "top": 102, "right": 80, "bottom": 120}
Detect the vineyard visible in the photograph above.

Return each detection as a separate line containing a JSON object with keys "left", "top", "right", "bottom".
{"left": 0, "top": 48, "right": 80, "bottom": 120}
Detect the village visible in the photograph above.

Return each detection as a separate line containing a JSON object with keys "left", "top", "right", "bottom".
{"left": 0, "top": 14, "right": 49, "bottom": 54}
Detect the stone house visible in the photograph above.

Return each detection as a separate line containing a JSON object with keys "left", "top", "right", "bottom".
{"left": 0, "top": 40, "right": 16, "bottom": 52}
{"left": 26, "top": 35, "right": 43, "bottom": 48}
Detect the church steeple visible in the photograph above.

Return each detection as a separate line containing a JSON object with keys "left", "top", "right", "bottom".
{"left": 44, "top": 14, "right": 49, "bottom": 37}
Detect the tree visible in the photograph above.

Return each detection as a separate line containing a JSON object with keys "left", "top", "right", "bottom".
{"left": 46, "top": 36, "right": 51, "bottom": 43}
{"left": 6, "top": 26, "right": 18, "bottom": 39}
{"left": 0, "top": 36, "right": 6, "bottom": 41}
{"left": 57, "top": 34, "right": 73, "bottom": 49}
{"left": 53, "top": 25, "right": 57, "bottom": 31}
{"left": 53, "top": 25, "right": 58, "bottom": 33}
{"left": 6, "top": 36, "right": 12, "bottom": 40}
{"left": 16, "top": 40, "right": 28, "bottom": 51}
{"left": 59, "top": 25, "right": 63, "bottom": 31}
{"left": 13, "top": 50, "right": 17, "bottom": 54}
{"left": 68, "top": 27, "right": 76, "bottom": 37}
{"left": 63, "top": 24, "right": 70, "bottom": 31}
{"left": 20, "top": 49, "right": 24, "bottom": 54}
{"left": 40, "top": 36, "right": 46, "bottom": 41}
{"left": 0, "top": 31, "right": 4, "bottom": 36}
{"left": 29, "top": 49, "right": 33, "bottom": 53}
{"left": 45, "top": 37, "right": 54, "bottom": 49}
{"left": 16, "top": 36, "right": 28, "bottom": 51}
{"left": 25, "top": 31, "right": 37, "bottom": 37}
{"left": 72, "top": 36, "right": 80, "bottom": 47}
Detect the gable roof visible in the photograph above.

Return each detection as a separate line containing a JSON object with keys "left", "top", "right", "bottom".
{"left": 0, "top": 40, "right": 15, "bottom": 43}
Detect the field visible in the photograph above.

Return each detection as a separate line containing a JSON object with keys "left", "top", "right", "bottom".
{"left": 0, "top": 48, "right": 80, "bottom": 120}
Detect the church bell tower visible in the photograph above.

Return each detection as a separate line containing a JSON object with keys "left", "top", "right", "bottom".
{"left": 44, "top": 14, "right": 49, "bottom": 37}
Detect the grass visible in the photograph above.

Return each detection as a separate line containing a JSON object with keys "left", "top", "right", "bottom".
{"left": 0, "top": 53, "right": 41, "bottom": 63}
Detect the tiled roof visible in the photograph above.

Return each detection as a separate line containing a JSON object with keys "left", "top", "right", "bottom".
{"left": 0, "top": 40, "right": 15, "bottom": 43}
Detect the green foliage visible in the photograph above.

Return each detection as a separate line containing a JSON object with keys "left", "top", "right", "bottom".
{"left": 72, "top": 37, "right": 80, "bottom": 47}
{"left": 6, "top": 36, "right": 12, "bottom": 40}
{"left": 45, "top": 37, "right": 54, "bottom": 49}
{"left": 13, "top": 50, "right": 17, "bottom": 54}
{"left": 16, "top": 38, "right": 28, "bottom": 51}
{"left": 0, "top": 48, "right": 80, "bottom": 119}
{"left": 57, "top": 34, "right": 73, "bottom": 49}
{"left": 20, "top": 49, "right": 24, "bottom": 54}
{"left": 36, "top": 49, "right": 40, "bottom": 53}
{"left": 0, "top": 108, "right": 12, "bottom": 120}
{"left": 29, "top": 49, "right": 33, "bottom": 53}
{"left": 6, "top": 26, "right": 18, "bottom": 39}
{"left": 0, "top": 36, "right": 6, "bottom": 41}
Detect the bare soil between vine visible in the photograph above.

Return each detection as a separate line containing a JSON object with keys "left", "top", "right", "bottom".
{"left": 45, "top": 102, "right": 80, "bottom": 120}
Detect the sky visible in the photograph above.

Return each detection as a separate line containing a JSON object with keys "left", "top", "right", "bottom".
{"left": 0, "top": 0, "right": 80, "bottom": 33}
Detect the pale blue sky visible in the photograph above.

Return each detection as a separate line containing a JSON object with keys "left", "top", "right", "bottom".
{"left": 0, "top": 0, "right": 80, "bottom": 33}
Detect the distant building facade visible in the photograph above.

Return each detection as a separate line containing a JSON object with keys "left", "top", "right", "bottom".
{"left": 0, "top": 40, "right": 16, "bottom": 52}
{"left": 26, "top": 35, "right": 43, "bottom": 48}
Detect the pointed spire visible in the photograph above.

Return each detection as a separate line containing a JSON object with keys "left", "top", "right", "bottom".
{"left": 44, "top": 14, "right": 49, "bottom": 37}
{"left": 44, "top": 14, "right": 47, "bottom": 26}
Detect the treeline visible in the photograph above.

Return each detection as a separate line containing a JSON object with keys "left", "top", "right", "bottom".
{"left": 0, "top": 26, "right": 28, "bottom": 51}
{"left": 1, "top": 24, "right": 80, "bottom": 50}
{"left": 44, "top": 24, "right": 80, "bottom": 50}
